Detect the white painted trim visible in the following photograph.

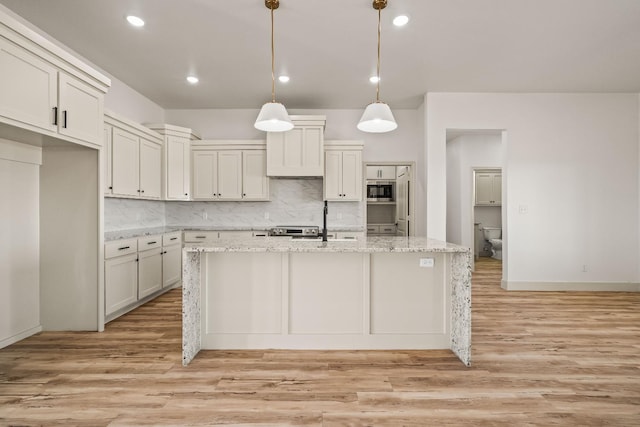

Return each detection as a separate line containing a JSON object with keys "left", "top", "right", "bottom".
{"left": 502, "top": 280, "right": 640, "bottom": 292}
{"left": 0, "top": 325, "right": 42, "bottom": 349}
{"left": 0, "top": 138, "right": 42, "bottom": 164}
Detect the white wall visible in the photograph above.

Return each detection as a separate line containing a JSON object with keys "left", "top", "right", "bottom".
{"left": 0, "top": 139, "right": 42, "bottom": 348}
{"left": 446, "top": 133, "right": 503, "bottom": 248}
{"left": 427, "top": 93, "right": 639, "bottom": 285}
{"left": 165, "top": 108, "right": 427, "bottom": 234}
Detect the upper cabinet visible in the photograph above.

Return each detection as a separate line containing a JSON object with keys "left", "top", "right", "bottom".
{"left": 0, "top": 11, "right": 109, "bottom": 147}
{"left": 104, "top": 110, "right": 163, "bottom": 200}
{"left": 192, "top": 140, "right": 269, "bottom": 201}
{"left": 324, "top": 140, "right": 363, "bottom": 202}
{"left": 146, "top": 124, "right": 200, "bottom": 201}
{"left": 475, "top": 170, "right": 502, "bottom": 206}
{"left": 366, "top": 165, "right": 396, "bottom": 180}
{"left": 266, "top": 115, "right": 326, "bottom": 177}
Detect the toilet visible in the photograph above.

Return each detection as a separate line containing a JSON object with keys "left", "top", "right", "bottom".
{"left": 482, "top": 227, "right": 502, "bottom": 260}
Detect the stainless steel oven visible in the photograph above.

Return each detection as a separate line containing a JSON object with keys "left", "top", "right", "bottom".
{"left": 366, "top": 181, "right": 395, "bottom": 202}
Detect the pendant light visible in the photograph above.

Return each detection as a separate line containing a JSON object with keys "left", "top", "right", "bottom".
{"left": 357, "top": 0, "right": 398, "bottom": 133}
{"left": 255, "top": 0, "right": 294, "bottom": 132}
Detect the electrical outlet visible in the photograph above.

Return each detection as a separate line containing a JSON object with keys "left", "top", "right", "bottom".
{"left": 419, "top": 258, "right": 434, "bottom": 268}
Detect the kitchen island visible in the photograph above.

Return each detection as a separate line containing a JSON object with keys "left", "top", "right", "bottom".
{"left": 182, "top": 237, "right": 472, "bottom": 366}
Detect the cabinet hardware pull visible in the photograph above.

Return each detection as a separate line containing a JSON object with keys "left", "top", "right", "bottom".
{"left": 170, "top": 237, "right": 177, "bottom": 240}
{"left": 141, "top": 190, "right": 145, "bottom": 193}
{"left": 63, "top": 110, "right": 67, "bottom": 128}
{"left": 195, "top": 236, "right": 206, "bottom": 239}
{"left": 52, "top": 107, "right": 58, "bottom": 125}
{"left": 109, "top": 186, "right": 113, "bottom": 190}
{"left": 118, "top": 246, "right": 130, "bottom": 250}
{"left": 147, "top": 241, "right": 157, "bottom": 245}
{"left": 137, "top": 189, "right": 141, "bottom": 193}
{"left": 184, "top": 193, "right": 188, "bottom": 196}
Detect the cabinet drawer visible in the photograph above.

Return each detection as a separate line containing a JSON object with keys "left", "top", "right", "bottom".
{"left": 184, "top": 231, "right": 218, "bottom": 242}
{"left": 366, "top": 225, "right": 380, "bottom": 234}
{"left": 163, "top": 231, "right": 182, "bottom": 246}
{"left": 105, "top": 238, "right": 138, "bottom": 259}
{"left": 379, "top": 225, "right": 397, "bottom": 234}
{"left": 138, "top": 235, "right": 162, "bottom": 251}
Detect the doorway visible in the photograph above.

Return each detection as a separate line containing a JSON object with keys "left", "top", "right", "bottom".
{"left": 445, "top": 130, "right": 505, "bottom": 274}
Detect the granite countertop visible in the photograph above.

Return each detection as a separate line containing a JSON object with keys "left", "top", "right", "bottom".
{"left": 183, "top": 236, "right": 470, "bottom": 254}
{"left": 105, "top": 225, "right": 365, "bottom": 241}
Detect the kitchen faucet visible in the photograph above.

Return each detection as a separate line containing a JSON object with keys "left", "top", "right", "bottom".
{"left": 322, "top": 200, "right": 328, "bottom": 242}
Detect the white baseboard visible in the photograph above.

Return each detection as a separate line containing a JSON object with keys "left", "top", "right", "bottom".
{"left": 0, "top": 325, "right": 43, "bottom": 349}
{"left": 502, "top": 280, "right": 640, "bottom": 292}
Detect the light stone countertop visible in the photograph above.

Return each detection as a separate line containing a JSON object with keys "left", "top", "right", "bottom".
{"left": 105, "top": 225, "right": 365, "bottom": 242}
{"left": 183, "top": 236, "right": 470, "bottom": 254}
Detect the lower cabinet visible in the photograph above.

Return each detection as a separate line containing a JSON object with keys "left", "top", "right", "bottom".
{"left": 104, "top": 231, "right": 182, "bottom": 321}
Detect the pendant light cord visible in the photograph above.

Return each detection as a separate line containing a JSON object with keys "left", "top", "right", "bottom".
{"left": 376, "top": 7, "right": 381, "bottom": 103}
{"left": 271, "top": 5, "right": 276, "bottom": 103}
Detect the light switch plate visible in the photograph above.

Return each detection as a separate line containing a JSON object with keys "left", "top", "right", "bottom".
{"left": 419, "top": 258, "right": 434, "bottom": 268}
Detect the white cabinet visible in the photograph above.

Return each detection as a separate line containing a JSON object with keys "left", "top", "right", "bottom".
{"left": 0, "top": 37, "right": 57, "bottom": 134}
{"left": 192, "top": 150, "right": 242, "bottom": 200}
{"left": 324, "top": 140, "right": 363, "bottom": 201}
{"left": 475, "top": 171, "right": 502, "bottom": 206}
{"left": 146, "top": 124, "right": 200, "bottom": 201}
{"left": 105, "top": 111, "right": 163, "bottom": 200}
{"left": 104, "top": 231, "right": 182, "bottom": 321}
{"left": 366, "top": 165, "right": 396, "bottom": 180}
{"left": 104, "top": 238, "right": 138, "bottom": 316}
{"left": 57, "top": 73, "right": 103, "bottom": 145}
{"left": 0, "top": 37, "right": 105, "bottom": 146}
{"left": 267, "top": 115, "right": 325, "bottom": 177}
{"left": 242, "top": 150, "right": 269, "bottom": 200}
{"left": 162, "top": 231, "right": 182, "bottom": 289}
{"left": 192, "top": 140, "right": 269, "bottom": 201}
{"left": 137, "top": 235, "right": 162, "bottom": 299}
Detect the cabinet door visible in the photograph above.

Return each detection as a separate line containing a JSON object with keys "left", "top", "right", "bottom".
{"left": 139, "top": 139, "right": 161, "bottom": 199}
{"left": 165, "top": 136, "right": 189, "bottom": 200}
{"left": 105, "top": 254, "right": 138, "bottom": 315}
{"left": 242, "top": 150, "right": 269, "bottom": 200}
{"left": 162, "top": 245, "right": 182, "bottom": 288}
{"left": 111, "top": 128, "right": 140, "bottom": 197}
{"left": 192, "top": 151, "right": 217, "bottom": 200}
{"left": 103, "top": 125, "right": 112, "bottom": 194}
{"left": 217, "top": 151, "right": 242, "bottom": 200}
{"left": 340, "top": 151, "right": 362, "bottom": 201}
{"left": 378, "top": 166, "right": 396, "bottom": 180}
{"left": 58, "top": 73, "right": 103, "bottom": 145}
{"left": 492, "top": 173, "right": 502, "bottom": 205}
{"left": 0, "top": 37, "right": 57, "bottom": 133}
{"left": 138, "top": 248, "right": 162, "bottom": 299}
{"left": 324, "top": 151, "right": 342, "bottom": 200}
{"left": 266, "top": 126, "right": 323, "bottom": 176}
{"left": 475, "top": 173, "right": 493, "bottom": 205}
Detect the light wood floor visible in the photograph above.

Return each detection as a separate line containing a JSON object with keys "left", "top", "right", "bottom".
{"left": 1, "top": 257, "right": 639, "bottom": 426}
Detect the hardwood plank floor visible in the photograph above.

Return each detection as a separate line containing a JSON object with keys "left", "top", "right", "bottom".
{"left": 1, "top": 257, "right": 639, "bottom": 426}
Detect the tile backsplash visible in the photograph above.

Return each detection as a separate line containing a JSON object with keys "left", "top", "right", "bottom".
{"left": 104, "top": 179, "right": 363, "bottom": 232}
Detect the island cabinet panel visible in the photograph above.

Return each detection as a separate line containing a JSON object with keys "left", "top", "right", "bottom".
{"left": 204, "top": 253, "right": 282, "bottom": 334}
{"left": 288, "top": 253, "right": 365, "bottom": 334}
{"left": 370, "top": 253, "right": 446, "bottom": 334}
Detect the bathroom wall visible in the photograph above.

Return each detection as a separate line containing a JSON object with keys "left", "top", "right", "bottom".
{"left": 104, "top": 179, "right": 363, "bottom": 232}
{"left": 474, "top": 206, "right": 501, "bottom": 229}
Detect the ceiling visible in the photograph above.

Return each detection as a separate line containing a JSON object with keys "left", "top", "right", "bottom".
{"left": 2, "top": 0, "right": 639, "bottom": 110}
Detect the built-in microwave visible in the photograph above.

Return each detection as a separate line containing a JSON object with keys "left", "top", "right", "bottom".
{"left": 367, "top": 180, "right": 395, "bottom": 202}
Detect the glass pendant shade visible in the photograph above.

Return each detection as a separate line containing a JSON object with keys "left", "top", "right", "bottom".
{"left": 255, "top": 102, "right": 294, "bottom": 132}
{"left": 357, "top": 102, "right": 397, "bottom": 133}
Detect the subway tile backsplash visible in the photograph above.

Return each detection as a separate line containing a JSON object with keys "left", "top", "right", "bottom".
{"left": 104, "top": 179, "right": 363, "bottom": 232}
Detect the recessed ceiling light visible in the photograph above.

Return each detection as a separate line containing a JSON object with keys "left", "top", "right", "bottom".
{"left": 186, "top": 76, "right": 199, "bottom": 84}
{"left": 393, "top": 15, "right": 409, "bottom": 26}
{"left": 369, "top": 76, "right": 380, "bottom": 84}
{"left": 278, "top": 75, "right": 290, "bottom": 83}
{"left": 126, "top": 15, "right": 145, "bottom": 27}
